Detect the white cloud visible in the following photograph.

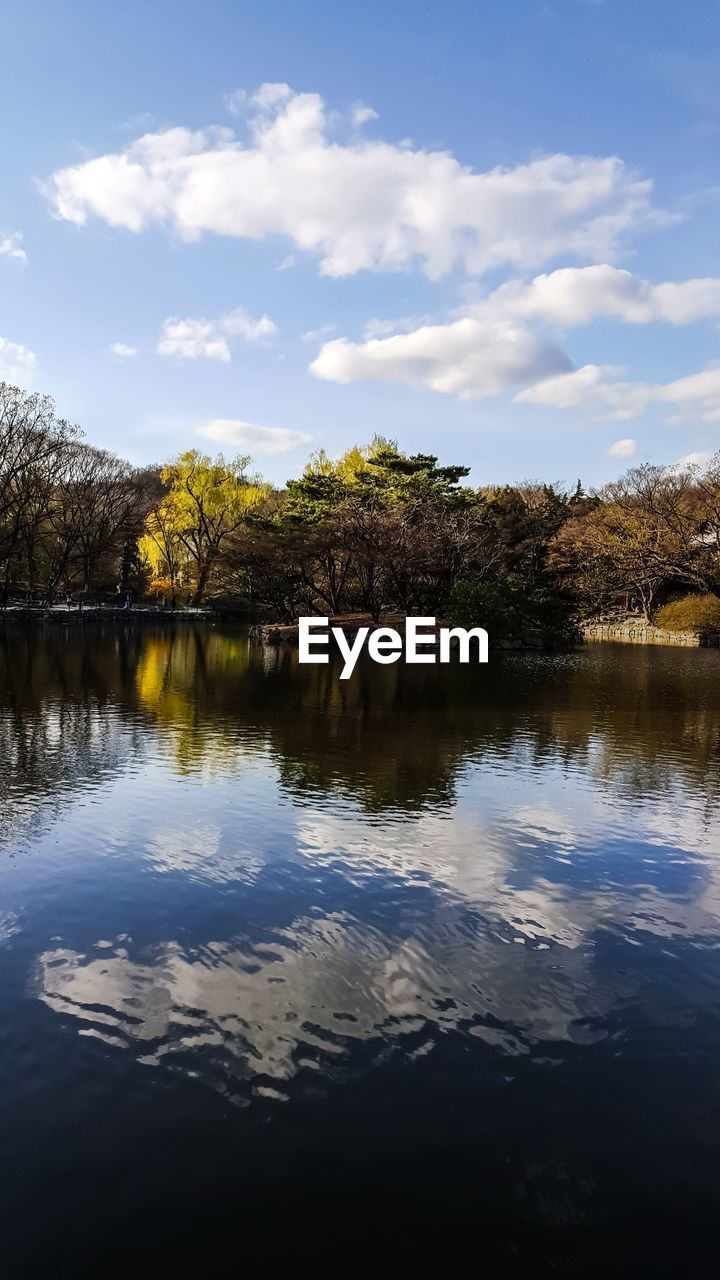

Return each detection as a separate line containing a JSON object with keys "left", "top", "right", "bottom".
{"left": 310, "top": 264, "right": 720, "bottom": 401}
{"left": 158, "top": 317, "right": 230, "bottom": 362}
{"left": 674, "top": 450, "right": 714, "bottom": 469}
{"left": 607, "top": 438, "right": 637, "bottom": 458}
{"left": 351, "top": 102, "right": 378, "bottom": 127}
{"left": 251, "top": 82, "right": 293, "bottom": 110}
{"left": 516, "top": 364, "right": 622, "bottom": 410}
{"left": 119, "top": 111, "right": 157, "bottom": 134}
{"left": 362, "top": 313, "right": 433, "bottom": 339}
{"left": 157, "top": 307, "right": 277, "bottom": 361}
{"left": 0, "top": 232, "right": 27, "bottom": 264}
{"left": 220, "top": 307, "right": 277, "bottom": 342}
{"left": 656, "top": 368, "right": 720, "bottom": 423}
{"left": 0, "top": 336, "right": 37, "bottom": 384}
{"left": 198, "top": 418, "right": 312, "bottom": 454}
{"left": 489, "top": 265, "right": 720, "bottom": 326}
{"left": 301, "top": 323, "right": 336, "bottom": 344}
{"left": 44, "top": 85, "right": 664, "bottom": 279}
{"left": 516, "top": 363, "right": 720, "bottom": 424}
{"left": 311, "top": 317, "right": 571, "bottom": 399}
{"left": 110, "top": 342, "right": 137, "bottom": 357}
{"left": 223, "top": 88, "right": 247, "bottom": 117}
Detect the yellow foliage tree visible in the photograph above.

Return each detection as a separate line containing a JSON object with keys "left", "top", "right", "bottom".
{"left": 143, "top": 450, "right": 268, "bottom": 604}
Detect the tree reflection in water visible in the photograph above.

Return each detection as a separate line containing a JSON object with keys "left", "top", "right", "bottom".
{"left": 0, "top": 622, "right": 719, "bottom": 1271}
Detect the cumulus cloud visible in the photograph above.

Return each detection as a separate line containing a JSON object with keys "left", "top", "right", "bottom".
{"left": 515, "top": 364, "right": 621, "bottom": 411}
{"left": 220, "top": 308, "right": 277, "bottom": 342}
{"left": 311, "top": 316, "right": 571, "bottom": 399}
{"left": 607, "top": 438, "right": 637, "bottom": 459}
{"left": 110, "top": 342, "right": 137, "bottom": 357}
{"left": 674, "top": 450, "right": 714, "bottom": 469}
{"left": 311, "top": 265, "right": 720, "bottom": 401}
{"left": 158, "top": 318, "right": 230, "bottom": 362}
{"left": 252, "top": 82, "right": 293, "bottom": 110}
{"left": 43, "top": 85, "right": 663, "bottom": 279}
{"left": 157, "top": 307, "right": 277, "bottom": 361}
{"left": 0, "top": 232, "right": 27, "bottom": 264}
{"left": 351, "top": 102, "right": 378, "bottom": 127}
{"left": 490, "top": 264, "right": 720, "bottom": 326}
{"left": 0, "top": 336, "right": 37, "bottom": 383}
{"left": 198, "top": 418, "right": 312, "bottom": 454}
{"left": 516, "top": 363, "right": 720, "bottom": 424}
{"left": 654, "top": 368, "right": 720, "bottom": 423}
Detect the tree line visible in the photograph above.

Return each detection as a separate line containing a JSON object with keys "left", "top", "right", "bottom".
{"left": 2, "top": 380, "right": 720, "bottom": 629}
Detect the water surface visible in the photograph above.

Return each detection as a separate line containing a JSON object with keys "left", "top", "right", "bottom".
{"left": 1, "top": 624, "right": 719, "bottom": 1272}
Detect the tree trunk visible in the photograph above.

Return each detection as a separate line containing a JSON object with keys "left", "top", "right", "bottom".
{"left": 192, "top": 560, "right": 211, "bottom": 605}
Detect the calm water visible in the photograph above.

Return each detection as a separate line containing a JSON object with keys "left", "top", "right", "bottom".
{"left": 1, "top": 624, "right": 720, "bottom": 1273}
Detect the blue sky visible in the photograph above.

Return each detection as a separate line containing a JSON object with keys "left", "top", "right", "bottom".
{"left": 1, "top": 0, "right": 719, "bottom": 486}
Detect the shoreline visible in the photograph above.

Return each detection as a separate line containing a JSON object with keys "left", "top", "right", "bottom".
{"left": 3, "top": 608, "right": 719, "bottom": 650}
{"left": 0, "top": 604, "right": 216, "bottom": 623}
{"left": 583, "top": 619, "right": 720, "bottom": 648}
{"left": 250, "top": 613, "right": 568, "bottom": 651}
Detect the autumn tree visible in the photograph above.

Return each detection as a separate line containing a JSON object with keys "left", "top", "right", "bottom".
{"left": 550, "top": 463, "right": 709, "bottom": 618}
{"left": 692, "top": 452, "right": 720, "bottom": 589}
{"left": 144, "top": 451, "right": 269, "bottom": 604}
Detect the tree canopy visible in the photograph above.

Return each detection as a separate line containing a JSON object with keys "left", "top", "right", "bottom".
{"left": 2, "top": 378, "right": 720, "bottom": 626}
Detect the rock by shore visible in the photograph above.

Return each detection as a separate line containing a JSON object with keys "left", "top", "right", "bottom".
{"left": 583, "top": 618, "right": 720, "bottom": 647}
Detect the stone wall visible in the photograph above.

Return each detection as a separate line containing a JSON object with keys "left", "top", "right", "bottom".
{"left": 583, "top": 620, "right": 720, "bottom": 648}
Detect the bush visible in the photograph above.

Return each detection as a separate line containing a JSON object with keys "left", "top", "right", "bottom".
{"left": 446, "top": 577, "right": 579, "bottom": 642}
{"left": 447, "top": 580, "right": 512, "bottom": 633}
{"left": 655, "top": 593, "right": 720, "bottom": 632}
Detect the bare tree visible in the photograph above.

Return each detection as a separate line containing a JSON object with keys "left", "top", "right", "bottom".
{"left": 0, "top": 384, "right": 79, "bottom": 590}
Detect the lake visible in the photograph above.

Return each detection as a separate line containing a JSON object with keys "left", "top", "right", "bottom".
{"left": 1, "top": 623, "right": 719, "bottom": 1273}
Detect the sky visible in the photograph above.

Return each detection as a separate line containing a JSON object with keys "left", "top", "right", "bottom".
{"left": 1, "top": 0, "right": 720, "bottom": 487}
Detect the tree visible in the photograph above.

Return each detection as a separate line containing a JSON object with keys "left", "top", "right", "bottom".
{"left": 0, "top": 384, "right": 79, "bottom": 590}
{"left": 550, "top": 463, "right": 707, "bottom": 618}
{"left": 145, "top": 451, "right": 269, "bottom": 604}
{"left": 270, "top": 439, "right": 484, "bottom": 619}
{"left": 693, "top": 452, "right": 720, "bottom": 587}
{"left": 62, "top": 445, "right": 145, "bottom": 595}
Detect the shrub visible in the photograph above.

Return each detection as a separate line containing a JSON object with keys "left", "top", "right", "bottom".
{"left": 655, "top": 593, "right": 720, "bottom": 632}
{"left": 447, "top": 580, "right": 514, "bottom": 634}
{"left": 447, "top": 577, "right": 579, "bottom": 642}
